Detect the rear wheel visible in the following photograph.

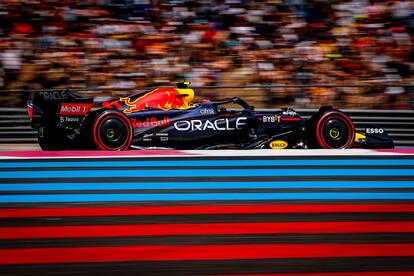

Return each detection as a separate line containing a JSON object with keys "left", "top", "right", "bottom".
{"left": 37, "top": 127, "right": 66, "bottom": 151}
{"left": 307, "top": 109, "right": 355, "bottom": 149}
{"left": 89, "top": 110, "right": 133, "bottom": 151}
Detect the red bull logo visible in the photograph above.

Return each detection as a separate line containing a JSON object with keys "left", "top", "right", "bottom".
{"left": 120, "top": 88, "right": 194, "bottom": 114}
{"left": 130, "top": 117, "right": 170, "bottom": 128}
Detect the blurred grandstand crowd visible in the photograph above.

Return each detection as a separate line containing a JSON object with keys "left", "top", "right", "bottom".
{"left": 0, "top": 0, "right": 413, "bottom": 109}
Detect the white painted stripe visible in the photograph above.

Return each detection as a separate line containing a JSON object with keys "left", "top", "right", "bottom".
{"left": 188, "top": 149, "right": 402, "bottom": 156}
{"left": 0, "top": 148, "right": 411, "bottom": 160}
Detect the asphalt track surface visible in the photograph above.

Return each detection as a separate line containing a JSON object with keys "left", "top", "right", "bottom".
{"left": 0, "top": 149, "right": 413, "bottom": 276}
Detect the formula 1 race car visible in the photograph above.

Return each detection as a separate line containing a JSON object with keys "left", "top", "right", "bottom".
{"left": 27, "top": 82, "right": 394, "bottom": 151}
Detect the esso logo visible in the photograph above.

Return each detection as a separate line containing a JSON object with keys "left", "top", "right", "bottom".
{"left": 366, "top": 128, "right": 384, "bottom": 134}
{"left": 269, "top": 140, "right": 288, "bottom": 149}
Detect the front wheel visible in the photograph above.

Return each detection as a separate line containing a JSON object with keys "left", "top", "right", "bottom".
{"left": 89, "top": 110, "right": 133, "bottom": 151}
{"left": 307, "top": 109, "right": 355, "bottom": 149}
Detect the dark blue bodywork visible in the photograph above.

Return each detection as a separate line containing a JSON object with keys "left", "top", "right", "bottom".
{"left": 28, "top": 87, "right": 393, "bottom": 150}
{"left": 123, "top": 97, "right": 304, "bottom": 149}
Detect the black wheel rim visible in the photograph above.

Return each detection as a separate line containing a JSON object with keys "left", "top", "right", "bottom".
{"left": 99, "top": 119, "right": 127, "bottom": 149}
{"left": 321, "top": 119, "right": 349, "bottom": 148}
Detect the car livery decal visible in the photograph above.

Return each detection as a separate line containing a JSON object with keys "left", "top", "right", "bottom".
{"left": 130, "top": 117, "right": 170, "bottom": 128}
{"left": 59, "top": 103, "right": 93, "bottom": 116}
{"left": 269, "top": 140, "right": 289, "bottom": 149}
{"left": 174, "top": 117, "right": 247, "bottom": 131}
{"left": 120, "top": 88, "right": 194, "bottom": 114}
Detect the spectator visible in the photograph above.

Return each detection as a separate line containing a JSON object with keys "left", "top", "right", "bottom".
{"left": 0, "top": 0, "right": 412, "bottom": 109}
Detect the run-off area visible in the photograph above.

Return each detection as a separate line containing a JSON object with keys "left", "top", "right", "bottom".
{"left": 0, "top": 149, "right": 413, "bottom": 275}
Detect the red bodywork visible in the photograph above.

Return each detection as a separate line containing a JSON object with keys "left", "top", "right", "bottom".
{"left": 102, "top": 88, "right": 193, "bottom": 114}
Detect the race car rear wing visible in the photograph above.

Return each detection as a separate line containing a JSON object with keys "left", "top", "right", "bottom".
{"left": 27, "top": 89, "right": 93, "bottom": 128}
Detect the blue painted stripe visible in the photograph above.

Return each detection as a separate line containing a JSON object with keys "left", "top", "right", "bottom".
{"left": 0, "top": 192, "right": 414, "bottom": 203}
{"left": 0, "top": 168, "right": 413, "bottom": 179}
{"left": 1, "top": 159, "right": 414, "bottom": 168}
{"left": 0, "top": 181, "right": 413, "bottom": 191}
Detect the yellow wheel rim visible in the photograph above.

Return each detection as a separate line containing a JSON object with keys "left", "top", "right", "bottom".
{"left": 329, "top": 128, "right": 340, "bottom": 139}
{"left": 106, "top": 129, "right": 115, "bottom": 139}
